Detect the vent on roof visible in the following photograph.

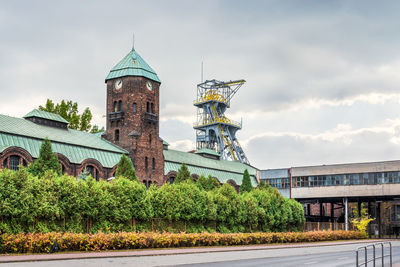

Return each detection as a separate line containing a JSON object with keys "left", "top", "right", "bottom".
{"left": 195, "top": 148, "right": 220, "bottom": 160}
{"left": 23, "top": 109, "right": 69, "bottom": 130}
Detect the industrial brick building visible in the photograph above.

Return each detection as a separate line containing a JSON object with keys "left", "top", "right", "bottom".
{"left": 0, "top": 46, "right": 257, "bottom": 187}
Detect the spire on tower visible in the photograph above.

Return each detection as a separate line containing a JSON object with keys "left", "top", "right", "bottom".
{"left": 132, "top": 33, "right": 135, "bottom": 51}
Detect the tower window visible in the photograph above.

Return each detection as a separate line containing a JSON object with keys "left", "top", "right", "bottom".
{"left": 9, "top": 155, "right": 21, "bottom": 171}
{"left": 118, "top": 100, "right": 122, "bottom": 111}
{"left": 151, "top": 103, "right": 154, "bottom": 114}
{"left": 114, "top": 101, "right": 118, "bottom": 112}
{"left": 149, "top": 134, "right": 152, "bottom": 144}
{"left": 146, "top": 102, "right": 150, "bottom": 113}
{"left": 115, "top": 129, "right": 120, "bottom": 142}
{"left": 152, "top": 157, "right": 155, "bottom": 171}
{"left": 133, "top": 103, "right": 137, "bottom": 114}
{"left": 145, "top": 157, "right": 148, "bottom": 172}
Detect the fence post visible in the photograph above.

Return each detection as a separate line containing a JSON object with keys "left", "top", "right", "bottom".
{"left": 356, "top": 250, "right": 359, "bottom": 267}
{"left": 317, "top": 222, "right": 320, "bottom": 231}
{"left": 373, "top": 244, "right": 376, "bottom": 267}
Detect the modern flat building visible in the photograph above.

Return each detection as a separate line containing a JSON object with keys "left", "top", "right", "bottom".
{"left": 261, "top": 160, "right": 400, "bottom": 236}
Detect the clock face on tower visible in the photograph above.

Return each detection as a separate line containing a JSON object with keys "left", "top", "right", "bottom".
{"left": 114, "top": 79, "right": 123, "bottom": 90}
{"left": 146, "top": 81, "right": 153, "bottom": 91}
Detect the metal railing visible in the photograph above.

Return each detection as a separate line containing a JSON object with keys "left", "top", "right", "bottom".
{"left": 303, "top": 222, "right": 354, "bottom": 232}
{"left": 356, "top": 242, "right": 392, "bottom": 267}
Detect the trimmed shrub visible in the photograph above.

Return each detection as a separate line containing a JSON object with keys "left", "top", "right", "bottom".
{"left": 0, "top": 231, "right": 366, "bottom": 254}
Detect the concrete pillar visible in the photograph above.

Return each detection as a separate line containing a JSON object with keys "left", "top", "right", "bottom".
{"left": 344, "top": 197, "right": 349, "bottom": 231}
{"left": 330, "top": 202, "right": 334, "bottom": 223}
{"left": 377, "top": 201, "right": 381, "bottom": 238}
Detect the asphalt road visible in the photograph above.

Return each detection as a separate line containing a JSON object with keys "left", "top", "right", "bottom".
{"left": 2, "top": 241, "right": 400, "bottom": 267}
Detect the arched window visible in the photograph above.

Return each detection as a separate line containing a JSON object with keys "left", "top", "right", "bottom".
{"left": 152, "top": 157, "right": 155, "bottom": 171}
{"left": 2, "top": 158, "right": 8, "bottom": 169}
{"left": 143, "top": 179, "right": 147, "bottom": 187}
{"left": 133, "top": 103, "right": 137, "bottom": 114}
{"left": 149, "top": 134, "right": 152, "bottom": 144}
{"left": 169, "top": 177, "right": 175, "bottom": 184}
{"left": 113, "top": 101, "right": 118, "bottom": 112}
{"left": 115, "top": 129, "right": 120, "bottom": 142}
{"left": 151, "top": 103, "right": 154, "bottom": 113}
{"left": 145, "top": 157, "right": 148, "bottom": 172}
{"left": 118, "top": 100, "right": 122, "bottom": 111}
{"left": 146, "top": 102, "right": 150, "bottom": 112}
{"left": 61, "top": 163, "right": 66, "bottom": 174}
{"left": 85, "top": 165, "right": 98, "bottom": 181}
{"left": 9, "top": 155, "right": 21, "bottom": 171}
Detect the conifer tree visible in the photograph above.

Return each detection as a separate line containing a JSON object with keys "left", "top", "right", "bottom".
{"left": 29, "top": 138, "right": 62, "bottom": 177}
{"left": 175, "top": 163, "right": 192, "bottom": 183}
{"left": 115, "top": 154, "right": 138, "bottom": 181}
{"left": 240, "top": 169, "right": 252, "bottom": 194}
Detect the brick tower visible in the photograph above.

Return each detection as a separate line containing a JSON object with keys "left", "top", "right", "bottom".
{"left": 104, "top": 46, "right": 164, "bottom": 186}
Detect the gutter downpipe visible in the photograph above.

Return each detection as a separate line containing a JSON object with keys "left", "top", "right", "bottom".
{"left": 344, "top": 197, "right": 349, "bottom": 231}
{"left": 288, "top": 168, "right": 292, "bottom": 199}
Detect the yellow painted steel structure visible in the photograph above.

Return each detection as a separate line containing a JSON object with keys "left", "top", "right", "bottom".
{"left": 194, "top": 79, "right": 249, "bottom": 164}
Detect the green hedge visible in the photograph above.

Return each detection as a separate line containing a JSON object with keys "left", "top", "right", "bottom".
{"left": 0, "top": 168, "right": 305, "bottom": 234}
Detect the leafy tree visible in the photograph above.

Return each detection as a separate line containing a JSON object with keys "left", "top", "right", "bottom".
{"left": 257, "top": 180, "right": 270, "bottom": 190}
{"left": 115, "top": 154, "right": 138, "bottom": 181}
{"left": 240, "top": 169, "right": 252, "bottom": 194}
{"left": 175, "top": 163, "right": 192, "bottom": 183}
{"left": 39, "top": 99, "right": 104, "bottom": 133}
{"left": 351, "top": 204, "right": 374, "bottom": 236}
{"left": 28, "top": 138, "right": 62, "bottom": 177}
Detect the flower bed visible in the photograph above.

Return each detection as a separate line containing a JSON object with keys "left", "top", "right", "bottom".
{"left": 0, "top": 230, "right": 366, "bottom": 254}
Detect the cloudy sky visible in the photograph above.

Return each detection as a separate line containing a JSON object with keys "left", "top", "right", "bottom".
{"left": 1, "top": 0, "right": 400, "bottom": 169}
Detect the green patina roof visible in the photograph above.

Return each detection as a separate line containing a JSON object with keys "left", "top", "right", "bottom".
{"left": 106, "top": 48, "right": 161, "bottom": 83}
{"left": 23, "top": 109, "right": 69, "bottom": 124}
{"left": 0, "top": 114, "right": 127, "bottom": 168}
{"left": 162, "top": 139, "right": 169, "bottom": 146}
{"left": 195, "top": 148, "right": 220, "bottom": 157}
{"left": 163, "top": 149, "right": 257, "bottom": 186}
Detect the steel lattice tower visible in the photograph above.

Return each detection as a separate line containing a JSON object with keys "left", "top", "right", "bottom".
{"left": 193, "top": 79, "right": 250, "bottom": 164}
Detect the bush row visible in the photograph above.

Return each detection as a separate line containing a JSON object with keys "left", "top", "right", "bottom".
{"left": 0, "top": 168, "right": 305, "bottom": 234}
{"left": 0, "top": 230, "right": 367, "bottom": 253}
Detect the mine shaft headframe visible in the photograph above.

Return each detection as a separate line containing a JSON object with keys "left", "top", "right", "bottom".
{"left": 197, "top": 79, "right": 246, "bottom": 107}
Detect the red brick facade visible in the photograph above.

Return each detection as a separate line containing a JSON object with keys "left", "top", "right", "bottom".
{"left": 103, "top": 76, "right": 164, "bottom": 185}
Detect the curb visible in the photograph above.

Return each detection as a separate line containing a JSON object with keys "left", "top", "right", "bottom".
{"left": 0, "top": 239, "right": 385, "bottom": 264}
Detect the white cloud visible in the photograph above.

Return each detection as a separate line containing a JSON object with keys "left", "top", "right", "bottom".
{"left": 2, "top": 0, "right": 400, "bottom": 171}
{"left": 169, "top": 139, "right": 195, "bottom": 152}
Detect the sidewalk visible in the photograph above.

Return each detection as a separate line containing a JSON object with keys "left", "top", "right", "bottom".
{"left": 0, "top": 239, "right": 382, "bottom": 263}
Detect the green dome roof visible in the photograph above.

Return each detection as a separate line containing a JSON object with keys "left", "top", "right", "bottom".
{"left": 105, "top": 48, "right": 161, "bottom": 83}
